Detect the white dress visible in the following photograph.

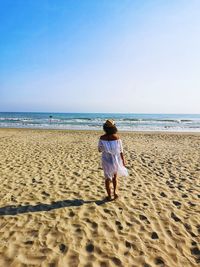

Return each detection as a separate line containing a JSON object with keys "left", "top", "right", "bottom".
{"left": 98, "top": 139, "right": 128, "bottom": 180}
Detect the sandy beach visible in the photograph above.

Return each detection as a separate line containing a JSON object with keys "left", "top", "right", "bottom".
{"left": 0, "top": 128, "right": 199, "bottom": 267}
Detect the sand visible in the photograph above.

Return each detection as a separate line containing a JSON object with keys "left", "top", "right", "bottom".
{"left": 0, "top": 128, "right": 199, "bottom": 267}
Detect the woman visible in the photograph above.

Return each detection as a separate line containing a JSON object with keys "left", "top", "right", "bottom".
{"left": 98, "top": 119, "right": 128, "bottom": 200}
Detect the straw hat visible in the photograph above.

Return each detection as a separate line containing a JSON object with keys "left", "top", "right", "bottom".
{"left": 104, "top": 119, "right": 116, "bottom": 127}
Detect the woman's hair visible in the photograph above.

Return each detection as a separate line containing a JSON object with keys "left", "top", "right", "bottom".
{"left": 103, "top": 123, "right": 118, "bottom": 134}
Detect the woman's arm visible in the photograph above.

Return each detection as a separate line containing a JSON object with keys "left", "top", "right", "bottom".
{"left": 119, "top": 139, "right": 125, "bottom": 166}
{"left": 120, "top": 152, "right": 126, "bottom": 166}
{"left": 98, "top": 139, "right": 103, "bottom": 152}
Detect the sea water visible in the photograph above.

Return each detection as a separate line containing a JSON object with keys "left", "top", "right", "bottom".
{"left": 0, "top": 112, "right": 200, "bottom": 132}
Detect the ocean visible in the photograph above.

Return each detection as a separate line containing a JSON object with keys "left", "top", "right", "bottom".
{"left": 0, "top": 112, "right": 200, "bottom": 132}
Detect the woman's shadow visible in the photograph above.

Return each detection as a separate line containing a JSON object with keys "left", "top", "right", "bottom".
{"left": 0, "top": 198, "right": 109, "bottom": 216}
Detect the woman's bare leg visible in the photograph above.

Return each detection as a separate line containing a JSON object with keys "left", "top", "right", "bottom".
{"left": 105, "top": 178, "right": 111, "bottom": 199}
{"left": 112, "top": 174, "right": 118, "bottom": 198}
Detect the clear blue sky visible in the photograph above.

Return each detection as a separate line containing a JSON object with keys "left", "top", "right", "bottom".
{"left": 0, "top": 0, "right": 200, "bottom": 113}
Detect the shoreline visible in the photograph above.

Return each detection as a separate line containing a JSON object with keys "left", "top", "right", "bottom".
{"left": 0, "top": 127, "right": 200, "bottom": 136}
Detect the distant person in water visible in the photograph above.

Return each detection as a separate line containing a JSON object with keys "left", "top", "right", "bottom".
{"left": 98, "top": 119, "right": 128, "bottom": 201}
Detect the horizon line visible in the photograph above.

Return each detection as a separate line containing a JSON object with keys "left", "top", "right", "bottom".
{"left": 0, "top": 111, "right": 200, "bottom": 115}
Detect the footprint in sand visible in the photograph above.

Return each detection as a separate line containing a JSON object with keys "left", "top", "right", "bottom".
{"left": 155, "top": 257, "right": 165, "bottom": 266}
{"left": 196, "top": 225, "right": 200, "bottom": 234}
{"left": 86, "top": 243, "right": 94, "bottom": 253}
{"left": 91, "top": 222, "right": 98, "bottom": 229}
{"left": 11, "top": 195, "right": 16, "bottom": 201}
{"left": 188, "top": 201, "right": 196, "bottom": 207}
{"left": 111, "top": 257, "right": 122, "bottom": 266}
{"left": 171, "top": 212, "right": 181, "bottom": 222}
{"left": 177, "top": 185, "right": 184, "bottom": 191}
{"left": 24, "top": 240, "right": 34, "bottom": 245}
{"left": 139, "top": 214, "right": 150, "bottom": 224}
{"left": 99, "top": 261, "right": 109, "bottom": 267}
{"left": 184, "top": 223, "right": 192, "bottom": 231}
{"left": 103, "top": 208, "right": 112, "bottom": 214}
{"left": 139, "top": 214, "right": 147, "bottom": 220}
{"left": 190, "top": 246, "right": 200, "bottom": 264}
{"left": 69, "top": 211, "right": 75, "bottom": 217}
{"left": 125, "top": 240, "right": 132, "bottom": 248}
{"left": 115, "top": 220, "right": 123, "bottom": 230}
{"left": 59, "top": 243, "right": 68, "bottom": 254}
{"left": 191, "top": 240, "right": 197, "bottom": 246}
{"left": 41, "top": 191, "right": 50, "bottom": 197}
{"left": 85, "top": 218, "right": 98, "bottom": 229}
{"left": 191, "top": 247, "right": 200, "bottom": 256}
{"left": 73, "top": 171, "right": 81, "bottom": 176}
{"left": 151, "top": 232, "right": 159, "bottom": 239}
{"left": 184, "top": 224, "right": 197, "bottom": 238}
{"left": 172, "top": 200, "right": 181, "bottom": 207}
{"left": 160, "top": 192, "right": 167, "bottom": 197}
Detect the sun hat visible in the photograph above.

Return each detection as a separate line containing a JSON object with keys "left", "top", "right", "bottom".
{"left": 104, "top": 119, "right": 116, "bottom": 128}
